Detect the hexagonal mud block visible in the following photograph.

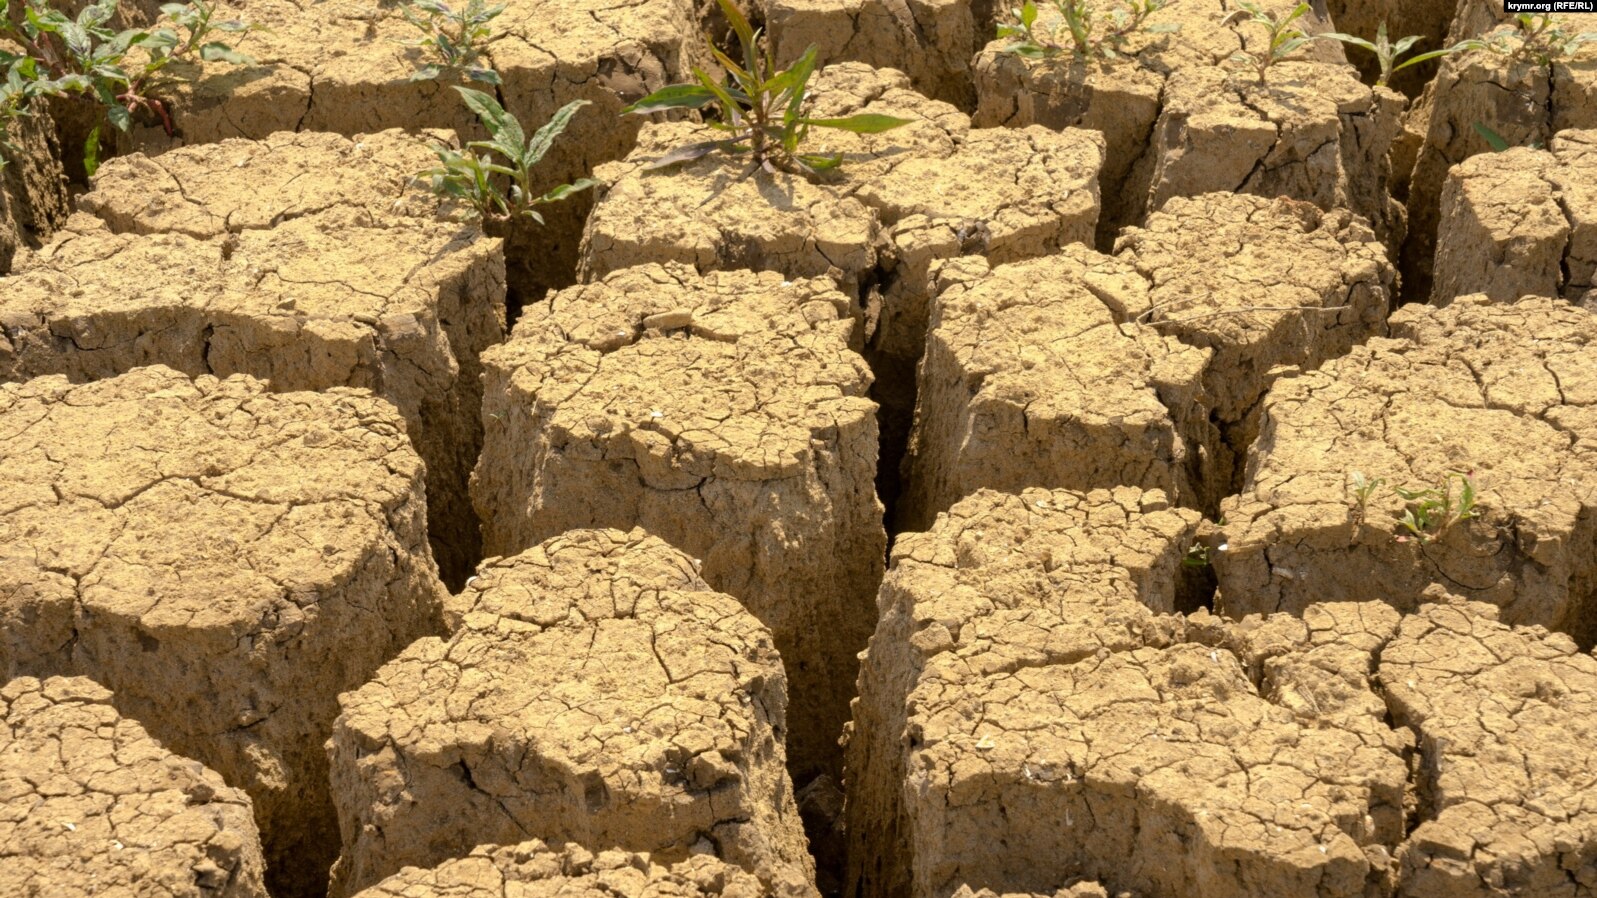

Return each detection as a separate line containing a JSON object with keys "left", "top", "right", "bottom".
{"left": 350, "top": 840, "right": 766, "bottom": 898}
{"left": 846, "top": 486, "right": 1409, "bottom": 898}
{"left": 0, "top": 105, "right": 68, "bottom": 275}
{"left": 1, "top": 676, "right": 268, "bottom": 898}
{"left": 1, "top": 144, "right": 504, "bottom": 585}
{"left": 1211, "top": 295, "right": 1597, "bottom": 646}
{"left": 1115, "top": 193, "right": 1395, "bottom": 494}
{"left": 0, "top": 367, "right": 446, "bottom": 898}
{"left": 846, "top": 486, "right": 1201, "bottom": 898}
{"left": 1433, "top": 130, "right": 1597, "bottom": 306}
{"left": 329, "top": 529, "right": 816, "bottom": 898}
{"left": 753, "top": 0, "right": 986, "bottom": 105}
{"left": 471, "top": 264, "right": 883, "bottom": 782}
{"left": 1380, "top": 602, "right": 1597, "bottom": 898}
{"left": 895, "top": 249, "right": 1212, "bottom": 532}
{"left": 1397, "top": 20, "right": 1597, "bottom": 300}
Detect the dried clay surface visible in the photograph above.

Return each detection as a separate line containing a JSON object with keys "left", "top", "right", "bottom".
{"left": 350, "top": 840, "right": 769, "bottom": 898}
{"left": 1212, "top": 295, "right": 1597, "bottom": 647}
{"left": 0, "top": 97, "right": 68, "bottom": 275}
{"left": 1380, "top": 602, "right": 1597, "bottom": 898}
{"left": 0, "top": 367, "right": 446, "bottom": 898}
{"left": 328, "top": 529, "right": 815, "bottom": 898}
{"left": 1, "top": 676, "right": 268, "bottom": 898}
{"left": 471, "top": 264, "right": 882, "bottom": 783}
{"left": 0, "top": 137, "right": 505, "bottom": 585}
{"left": 847, "top": 486, "right": 1411, "bottom": 898}
{"left": 1433, "top": 129, "right": 1597, "bottom": 306}
{"left": 1397, "top": 21, "right": 1597, "bottom": 300}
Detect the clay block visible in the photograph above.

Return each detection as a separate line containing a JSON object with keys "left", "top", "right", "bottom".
{"left": 1433, "top": 130, "right": 1597, "bottom": 305}
{"left": 895, "top": 249, "right": 1212, "bottom": 531}
{"left": 1211, "top": 295, "right": 1597, "bottom": 646}
{"left": 350, "top": 841, "right": 766, "bottom": 898}
{"left": 754, "top": 0, "right": 986, "bottom": 105}
{"left": 0, "top": 676, "right": 269, "bottom": 898}
{"left": 471, "top": 264, "right": 882, "bottom": 783}
{"left": 0, "top": 148, "right": 504, "bottom": 585}
{"left": 1380, "top": 602, "right": 1597, "bottom": 898}
{"left": 1397, "top": 17, "right": 1597, "bottom": 300}
{"left": 0, "top": 367, "right": 446, "bottom": 898}
{"left": 846, "top": 486, "right": 1201, "bottom": 898}
{"left": 0, "top": 96, "right": 68, "bottom": 274}
{"left": 1115, "top": 194, "right": 1395, "bottom": 495}
{"left": 328, "top": 529, "right": 816, "bottom": 898}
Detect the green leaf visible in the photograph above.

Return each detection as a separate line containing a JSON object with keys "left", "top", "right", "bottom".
{"left": 454, "top": 85, "right": 523, "bottom": 147}
{"left": 465, "top": 66, "right": 501, "bottom": 85}
{"left": 83, "top": 124, "right": 101, "bottom": 176}
{"left": 1020, "top": 0, "right": 1037, "bottom": 29}
{"left": 779, "top": 45, "right": 819, "bottom": 122}
{"left": 199, "top": 42, "right": 253, "bottom": 64}
{"left": 800, "top": 112, "right": 915, "bottom": 134}
{"left": 410, "top": 62, "right": 444, "bottom": 81}
{"left": 691, "top": 65, "right": 743, "bottom": 119}
{"left": 523, "top": 97, "right": 588, "bottom": 168}
{"left": 536, "top": 177, "right": 598, "bottom": 204}
{"left": 105, "top": 103, "right": 131, "bottom": 131}
{"left": 1473, "top": 121, "right": 1511, "bottom": 152}
{"left": 717, "top": 0, "right": 756, "bottom": 59}
{"left": 1391, "top": 46, "right": 1463, "bottom": 73}
{"left": 645, "top": 138, "right": 736, "bottom": 169}
{"left": 796, "top": 151, "right": 842, "bottom": 170}
{"left": 1318, "top": 31, "right": 1375, "bottom": 53}
{"left": 622, "top": 83, "right": 718, "bottom": 114}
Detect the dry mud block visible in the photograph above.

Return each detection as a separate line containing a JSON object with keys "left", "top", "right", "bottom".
{"left": 0, "top": 676, "right": 268, "bottom": 898}
{"left": 1433, "top": 130, "right": 1597, "bottom": 306}
{"left": 351, "top": 841, "right": 768, "bottom": 898}
{"left": 1398, "top": 23, "right": 1597, "bottom": 300}
{"left": 894, "top": 249, "right": 1212, "bottom": 531}
{"left": 0, "top": 368, "right": 447, "bottom": 897}
{"left": 471, "top": 264, "right": 882, "bottom": 783}
{"left": 753, "top": 0, "right": 986, "bottom": 106}
{"left": 1115, "top": 193, "right": 1395, "bottom": 495}
{"left": 1211, "top": 295, "right": 1597, "bottom": 646}
{"left": 846, "top": 487, "right": 1411, "bottom": 898}
{"left": 329, "top": 530, "right": 816, "bottom": 898}
{"left": 1380, "top": 602, "right": 1597, "bottom": 898}
{"left": 1, "top": 139, "right": 504, "bottom": 585}
{"left": 0, "top": 97, "right": 68, "bottom": 275}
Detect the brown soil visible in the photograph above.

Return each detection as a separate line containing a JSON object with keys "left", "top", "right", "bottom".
{"left": 846, "top": 485, "right": 1410, "bottom": 898}
{"left": 1380, "top": 601, "right": 1597, "bottom": 897}
{"left": 327, "top": 529, "right": 815, "bottom": 898}
{"left": 471, "top": 264, "right": 883, "bottom": 784}
{"left": 1433, "top": 129, "right": 1597, "bottom": 306}
{"left": 0, "top": 367, "right": 447, "bottom": 898}
{"left": 1211, "top": 295, "right": 1597, "bottom": 646}
{"left": 350, "top": 840, "right": 767, "bottom": 898}
{"left": 0, "top": 46, "right": 69, "bottom": 274}
{"left": 0, "top": 675, "right": 269, "bottom": 898}
{"left": 1, "top": 133, "right": 504, "bottom": 586}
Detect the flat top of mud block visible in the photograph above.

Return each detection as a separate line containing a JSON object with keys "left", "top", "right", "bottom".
{"left": 78, "top": 130, "right": 443, "bottom": 239}
{"left": 0, "top": 366, "right": 425, "bottom": 667}
{"left": 0, "top": 676, "right": 267, "bottom": 898}
{"left": 485, "top": 264, "right": 873, "bottom": 485}
{"left": 351, "top": 840, "right": 765, "bottom": 898}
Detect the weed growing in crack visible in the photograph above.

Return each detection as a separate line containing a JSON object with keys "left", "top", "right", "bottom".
{"left": 1317, "top": 22, "right": 1471, "bottom": 88}
{"left": 1222, "top": 1, "right": 1313, "bottom": 84}
{"left": 0, "top": 0, "right": 254, "bottom": 173}
{"left": 1347, "top": 470, "right": 1385, "bottom": 525}
{"left": 1394, "top": 471, "right": 1482, "bottom": 543}
{"left": 419, "top": 87, "right": 595, "bottom": 232}
{"left": 1458, "top": 13, "right": 1597, "bottom": 65}
{"left": 399, "top": 0, "right": 503, "bottom": 86}
{"left": 996, "top": 0, "right": 1181, "bottom": 62}
{"left": 1472, "top": 121, "right": 1543, "bottom": 152}
{"left": 620, "top": 0, "right": 912, "bottom": 177}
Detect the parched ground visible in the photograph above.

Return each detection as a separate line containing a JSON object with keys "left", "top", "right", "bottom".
{"left": 328, "top": 529, "right": 814, "bottom": 898}
{"left": 472, "top": 264, "right": 882, "bottom": 783}
{"left": 0, "top": 366, "right": 446, "bottom": 898}
{"left": 1, "top": 675, "right": 268, "bottom": 898}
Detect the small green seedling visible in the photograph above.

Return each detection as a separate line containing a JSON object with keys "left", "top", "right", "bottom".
{"left": 1182, "top": 543, "right": 1210, "bottom": 568}
{"left": 1472, "top": 121, "right": 1543, "bottom": 152}
{"left": 419, "top": 88, "right": 596, "bottom": 228}
{"left": 1318, "top": 22, "right": 1470, "bottom": 87}
{"left": 621, "top": 0, "right": 913, "bottom": 176}
{"left": 997, "top": 0, "right": 1181, "bottom": 61}
{"left": 0, "top": 0, "right": 254, "bottom": 173}
{"left": 1347, "top": 470, "right": 1385, "bottom": 524}
{"left": 1460, "top": 13, "right": 1597, "bottom": 64}
{"left": 400, "top": 0, "right": 503, "bottom": 86}
{"left": 1223, "top": 1, "right": 1313, "bottom": 84}
{"left": 1394, "top": 471, "right": 1481, "bottom": 543}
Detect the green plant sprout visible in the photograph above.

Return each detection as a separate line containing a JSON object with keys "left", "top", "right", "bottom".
{"left": 419, "top": 88, "right": 596, "bottom": 229}
{"left": 1182, "top": 543, "right": 1210, "bottom": 568}
{"left": 1394, "top": 471, "right": 1481, "bottom": 543}
{"left": 400, "top": 0, "right": 503, "bottom": 86}
{"left": 0, "top": 0, "right": 254, "bottom": 173}
{"left": 1472, "top": 121, "right": 1543, "bottom": 152}
{"left": 997, "top": 0, "right": 1181, "bottom": 61}
{"left": 1223, "top": 1, "right": 1313, "bottom": 84}
{"left": 1347, "top": 470, "right": 1385, "bottom": 525}
{"left": 620, "top": 0, "right": 913, "bottom": 177}
{"left": 1458, "top": 13, "right": 1597, "bottom": 65}
{"left": 1317, "top": 22, "right": 1470, "bottom": 87}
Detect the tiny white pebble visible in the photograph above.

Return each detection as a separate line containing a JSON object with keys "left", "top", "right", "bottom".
{"left": 650, "top": 409, "right": 664, "bottom": 419}
{"left": 63, "top": 822, "right": 76, "bottom": 832}
{"left": 1216, "top": 543, "right": 1229, "bottom": 552}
